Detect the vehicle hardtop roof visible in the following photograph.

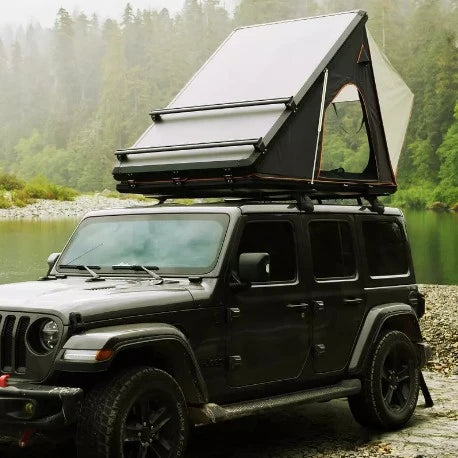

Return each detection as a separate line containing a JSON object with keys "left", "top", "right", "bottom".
{"left": 83, "top": 202, "right": 402, "bottom": 219}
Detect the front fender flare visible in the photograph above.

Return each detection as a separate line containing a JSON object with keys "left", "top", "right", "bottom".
{"left": 56, "top": 323, "right": 208, "bottom": 404}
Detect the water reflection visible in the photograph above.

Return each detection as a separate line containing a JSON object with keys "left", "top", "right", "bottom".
{"left": 0, "top": 219, "right": 77, "bottom": 285}
{"left": 0, "top": 211, "right": 456, "bottom": 285}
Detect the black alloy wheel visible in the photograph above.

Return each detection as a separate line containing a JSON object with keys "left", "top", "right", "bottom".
{"left": 123, "top": 392, "right": 179, "bottom": 457}
{"left": 380, "top": 343, "right": 414, "bottom": 413}
{"left": 348, "top": 330, "right": 420, "bottom": 430}
{"left": 77, "top": 367, "right": 188, "bottom": 458}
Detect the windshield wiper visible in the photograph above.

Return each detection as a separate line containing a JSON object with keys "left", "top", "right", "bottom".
{"left": 59, "top": 264, "right": 105, "bottom": 282}
{"left": 112, "top": 265, "right": 164, "bottom": 283}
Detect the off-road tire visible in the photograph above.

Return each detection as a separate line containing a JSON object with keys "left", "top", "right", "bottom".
{"left": 348, "top": 330, "right": 420, "bottom": 430}
{"left": 76, "top": 366, "right": 188, "bottom": 458}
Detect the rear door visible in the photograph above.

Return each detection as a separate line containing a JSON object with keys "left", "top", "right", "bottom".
{"left": 226, "top": 215, "right": 312, "bottom": 387}
{"left": 304, "top": 214, "right": 366, "bottom": 373}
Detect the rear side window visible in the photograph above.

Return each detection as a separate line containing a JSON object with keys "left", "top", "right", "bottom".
{"left": 362, "top": 220, "right": 409, "bottom": 277}
{"left": 309, "top": 221, "right": 356, "bottom": 280}
{"left": 238, "top": 221, "right": 296, "bottom": 282}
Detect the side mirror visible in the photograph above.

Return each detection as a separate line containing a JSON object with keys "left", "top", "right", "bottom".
{"left": 47, "top": 252, "right": 61, "bottom": 271}
{"left": 238, "top": 253, "right": 270, "bottom": 284}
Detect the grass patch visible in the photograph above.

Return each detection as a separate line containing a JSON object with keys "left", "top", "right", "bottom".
{"left": 103, "top": 190, "right": 149, "bottom": 202}
{"left": 22, "top": 176, "right": 78, "bottom": 201}
{"left": 0, "top": 173, "right": 25, "bottom": 191}
{"left": 0, "top": 173, "right": 78, "bottom": 208}
{"left": 0, "top": 194, "right": 12, "bottom": 209}
{"left": 384, "top": 185, "right": 458, "bottom": 211}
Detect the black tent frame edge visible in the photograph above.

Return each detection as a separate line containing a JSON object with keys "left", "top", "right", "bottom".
{"left": 113, "top": 10, "right": 394, "bottom": 212}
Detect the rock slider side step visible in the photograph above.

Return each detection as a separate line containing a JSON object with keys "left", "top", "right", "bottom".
{"left": 189, "top": 379, "right": 361, "bottom": 425}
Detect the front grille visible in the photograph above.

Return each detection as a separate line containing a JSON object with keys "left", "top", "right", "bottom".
{"left": 15, "top": 317, "right": 31, "bottom": 373}
{"left": 0, "top": 314, "right": 31, "bottom": 375}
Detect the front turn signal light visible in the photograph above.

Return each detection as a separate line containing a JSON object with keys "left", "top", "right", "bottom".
{"left": 63, "top": 349, "right": 113, "bottom": 362}
{"left": 95, "top": 349, "right": 114, "bottom": 362}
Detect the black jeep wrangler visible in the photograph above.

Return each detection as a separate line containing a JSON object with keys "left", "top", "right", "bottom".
{"left": 0, "top": 201, "right": 430, "bottom": 457}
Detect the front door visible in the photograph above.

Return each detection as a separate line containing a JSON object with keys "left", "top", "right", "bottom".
{"left": 304, "top": 214, "right": 366, "bottom": 373}
{"left": 227, "top": 215, "right": 311, "bottom": 387}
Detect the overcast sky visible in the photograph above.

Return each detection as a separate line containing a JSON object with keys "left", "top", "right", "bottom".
{"left": 1, "top": 0, "right": 239, "bottom": 27}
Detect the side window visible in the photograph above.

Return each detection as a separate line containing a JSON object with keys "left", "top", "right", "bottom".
{"left": 309, "top": 220, "right": 356, "bottom": 280}
{"left": 363, "top": 220, "right": 409, "bottom": 277}
{"left": 238, "top": 221, "right": 296, "bottom": 282}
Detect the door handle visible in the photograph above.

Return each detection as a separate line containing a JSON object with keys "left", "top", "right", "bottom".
{"left": 286, "top": 303, "right": 309, "bottom": 312}
{"left": 344, "top": 298, "right": 363, "bottom": 305}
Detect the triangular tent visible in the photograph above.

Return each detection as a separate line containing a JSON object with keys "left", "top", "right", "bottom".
{"left": 113, "top": 10, "right": 413, "bottom": 199}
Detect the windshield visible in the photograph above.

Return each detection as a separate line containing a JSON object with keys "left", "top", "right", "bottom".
{"left": 57, "top": 213, "right": 230, "bottom": 275}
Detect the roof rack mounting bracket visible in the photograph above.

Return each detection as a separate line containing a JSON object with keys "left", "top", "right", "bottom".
{"left": 150, "top": 96, "right": 296, "bottom": 122}
{"left": 296, "top": 195, "right": 314, "bottom": 213}
{"left": 365, "top": 196, "right": 385, "bottom": 214}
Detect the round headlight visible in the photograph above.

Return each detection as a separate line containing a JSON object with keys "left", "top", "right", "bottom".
{"left": 39, "top": 320, "right": 60, "bottom": 351}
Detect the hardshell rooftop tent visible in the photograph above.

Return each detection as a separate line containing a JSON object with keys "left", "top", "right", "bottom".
{"left": 113, "top": 10, "right": 413, "bottom": 200}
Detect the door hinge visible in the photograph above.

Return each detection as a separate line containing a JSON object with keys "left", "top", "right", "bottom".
{"left": 227, "top": 307, "right": 241, "bottom": 322}
{"left": 313, "top": 300, "right": 325, "bottom": 312}
{"left": 228, "top": 355, "right": 242, "bottom": 370}
{"left": 314, "top": 344, "right": 326, "bottom": 356}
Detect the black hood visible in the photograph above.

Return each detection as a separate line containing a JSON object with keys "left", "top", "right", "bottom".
{"left": 0, "top": 277, "right": 196, "bottom": 324}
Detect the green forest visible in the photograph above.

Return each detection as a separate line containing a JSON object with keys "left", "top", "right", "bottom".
{"left": 0, "top": 0, "right": 456, "bottom": 209}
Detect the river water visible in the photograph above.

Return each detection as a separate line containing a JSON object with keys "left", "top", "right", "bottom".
{"left": 0, "top": 211, "right": 456, "bottom": 285}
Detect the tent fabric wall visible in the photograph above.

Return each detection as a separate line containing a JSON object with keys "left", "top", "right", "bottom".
{"left": 257, "top": 20, "right": 395, "bottom": 185}
{"left": 368, "top": 32, "right": 414, "bottom": 174}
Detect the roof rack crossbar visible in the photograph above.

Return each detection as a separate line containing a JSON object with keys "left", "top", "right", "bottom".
{"left": 115, "top": 138, "right": 266, "bottom": 161}
{"left": 150, "top": 96, "right": 296, "bottom": 121}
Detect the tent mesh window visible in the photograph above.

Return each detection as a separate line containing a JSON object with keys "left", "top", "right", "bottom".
{"left": 320, "top": 84, "right": 372, "bottom": 181}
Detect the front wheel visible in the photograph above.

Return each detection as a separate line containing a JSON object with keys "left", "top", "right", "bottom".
{"left": 348, "top": 330, "right": 420, "bottom": 430}
{"left": 76, "top": 367, "right": 189, "bottom": 458}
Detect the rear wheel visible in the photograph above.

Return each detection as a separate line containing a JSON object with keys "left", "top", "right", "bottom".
{"left": 76, "top": 367, "right": 188, "bottom": 458}
{"left": 349, "top": 330, "right": 420, "bottom": 430}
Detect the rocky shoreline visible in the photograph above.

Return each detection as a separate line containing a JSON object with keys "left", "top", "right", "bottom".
{"left": 0, "top": 194, "right": 152, "bottom": 219}
{"left": 420, "top": 284, "right": 458, "bottom": 375}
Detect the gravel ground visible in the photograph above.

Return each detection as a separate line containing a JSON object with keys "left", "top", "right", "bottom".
{"left": 420, "top": 285, "right": 458, "bottom": 375}
{"left": 0, "top": 288, "right": 456, "bottom": 457}
{"left": 0, "top": 194, "right": 151, "bottom": 219}
{"left": 1, "top": 372, "right": 456, "bottom": 458}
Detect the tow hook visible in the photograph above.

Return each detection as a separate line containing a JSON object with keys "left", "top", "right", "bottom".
{"left": 0, "top": 374, "right": 10, "bottom": 388}
{"left": 420, "top": 372, "right": 434, "bottom": 408}
{"left": 19, "top": 429, "right": 35, "bottom": 448}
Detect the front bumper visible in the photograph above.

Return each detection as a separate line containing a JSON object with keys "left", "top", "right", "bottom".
{"left": 0, "top": 382, "right": 83, "bottom": 430}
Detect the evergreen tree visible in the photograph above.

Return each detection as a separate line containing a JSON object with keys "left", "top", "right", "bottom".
{"left": 52, "top": 8, "right": 80, "bottom": 147}
{"left": 0, "top": 0, "right": 454, "bottom": 204}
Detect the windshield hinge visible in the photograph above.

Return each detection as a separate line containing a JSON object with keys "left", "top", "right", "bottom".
{"left": 69, "top": 312, "right": 85, "bottom": 335}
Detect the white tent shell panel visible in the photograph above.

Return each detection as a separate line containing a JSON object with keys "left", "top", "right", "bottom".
{"left": 133, "top": 11, "right": 362, "bottom": 156}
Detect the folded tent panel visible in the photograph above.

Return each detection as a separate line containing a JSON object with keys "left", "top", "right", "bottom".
{"left": 368, "top": 32, "right": 414, "bottom": 174}
{"left": 113, "top": 10, "right": 413, "bottom": 198}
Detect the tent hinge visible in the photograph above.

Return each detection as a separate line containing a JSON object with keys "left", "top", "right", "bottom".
{"left": 171, "top": 171, "right": 183, "bottom": 186}
{"left": 254, "top": 138, "right": 267, "bottom": 154}
{"left": 224, "top": 173, "right": 234, "bottom": 184}
{"left": 285, "top": 97, "right": 297, "bottom": 112}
